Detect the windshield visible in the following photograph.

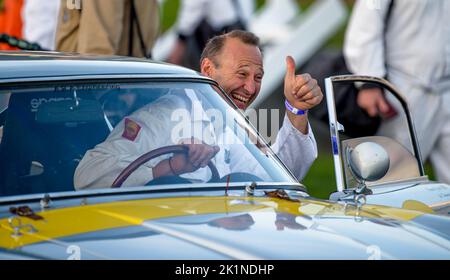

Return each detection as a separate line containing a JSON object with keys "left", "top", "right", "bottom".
{"left": 0, "top": 80, "right": 296, "bottom": 197}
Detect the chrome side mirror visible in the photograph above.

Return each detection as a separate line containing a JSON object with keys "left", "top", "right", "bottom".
{"left": 347, "top": 142, "right": 390, "bottom": 183}
{"left": 330, "top": 142, "right": 390, "bottom": 201}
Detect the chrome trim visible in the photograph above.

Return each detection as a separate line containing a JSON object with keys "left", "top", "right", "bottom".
{"left": 0, "top": 74, "right": 216, "bottom": 85}
{"left": 369, "top": 176, "right": 430, "bottom": 189}
{"left": 325, "top": 77, "right": 345, "bottom": 191}
{"left": 0, "top": 182, "right": 306, "bottom": 204}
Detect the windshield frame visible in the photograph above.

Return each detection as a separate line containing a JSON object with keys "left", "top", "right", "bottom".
{"left": 0, "top": 182, "right": 308, "bottom": 205}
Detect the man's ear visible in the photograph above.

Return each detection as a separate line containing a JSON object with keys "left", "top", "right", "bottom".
{"left": 200, "top": 58, "right": 215, "bottom": 78}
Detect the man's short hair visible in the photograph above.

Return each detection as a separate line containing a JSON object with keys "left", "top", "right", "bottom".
{"left": 200, "top": 30, "right": 261, "bottom": 67}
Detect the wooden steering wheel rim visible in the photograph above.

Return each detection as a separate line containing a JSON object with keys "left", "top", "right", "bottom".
{"left": 111, "top": 145, "right": 220, "bottom": 188}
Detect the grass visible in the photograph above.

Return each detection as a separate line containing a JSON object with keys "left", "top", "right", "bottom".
{"left": 160, "top": 0, "right": 268, "bottom": 32}
{"left": 302, "top": 153, "right": 337, "bottom": 199}
{"left": 160, "top": 0, "right": 180, "bottom": 32}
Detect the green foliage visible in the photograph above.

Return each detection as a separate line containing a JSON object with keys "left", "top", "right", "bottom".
{"left": 256, "top": 0, "right": 265, "bottom": 9}
{"left": 302, "top": 153, "right": 336, "bottom": 199}
{"left": 424, "top": 161, "right": 436, "bottom": 181}
{"left": 161, "top": 0, "right": 180, "bottom": 33}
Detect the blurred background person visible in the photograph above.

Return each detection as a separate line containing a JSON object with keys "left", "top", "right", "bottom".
{"left": 55, "top": 0, "right": 160, "bottom": 58}
{"left": 0, "top": 0, "right": 23, "bottom": 50}
{"left": 166, "top": 0, "right": 254, "bottom": 69}
{"left": 22, "top": 0, "right": 60, "bottom": 50}
{"left": 344, "top": 0, "right": 450, "bottom": 184}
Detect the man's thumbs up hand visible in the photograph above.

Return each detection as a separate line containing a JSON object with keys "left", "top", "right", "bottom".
{"left": 283, "top": 56, "right": 323, "bottom": 112}
{"left": 284, "top": 56, "right": 297, "bottom": 90}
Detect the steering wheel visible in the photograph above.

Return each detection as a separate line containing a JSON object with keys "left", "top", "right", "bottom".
{"left": 111, "top": 145, "right": 220, "bottom": 188}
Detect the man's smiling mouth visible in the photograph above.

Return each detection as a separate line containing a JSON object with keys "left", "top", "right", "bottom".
{"left": 231, "top": 93, "right": 249, "bottom": 104}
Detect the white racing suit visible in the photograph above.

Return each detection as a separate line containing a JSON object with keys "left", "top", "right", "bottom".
{"left": 74, "top": 92, "right": 317, "bottom": 189}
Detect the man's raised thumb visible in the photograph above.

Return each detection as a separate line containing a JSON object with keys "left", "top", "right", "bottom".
{"left": 285, "top": 56, "right": 296, "bottom": 81}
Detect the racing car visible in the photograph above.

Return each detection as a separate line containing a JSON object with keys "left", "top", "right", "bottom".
{"left": 0, "top": 52, "right": 449, "bottom": 259}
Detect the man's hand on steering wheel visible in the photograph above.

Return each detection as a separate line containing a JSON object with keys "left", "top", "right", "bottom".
{"left": 171, "top": 138, "right": 220, "bottom": 175}
{"left": 113, "top": 141, "right": 221, "bottom": 188}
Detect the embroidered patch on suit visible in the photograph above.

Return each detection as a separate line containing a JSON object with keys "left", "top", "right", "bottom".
{"left": 122, "top": 118, "right": 141, "bottom": 141}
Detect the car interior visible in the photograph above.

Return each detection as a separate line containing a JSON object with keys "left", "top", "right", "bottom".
{"left": 0, "top": 85, "right": 184, "bottom": 196}
{"left": 0, "top": 90, "right": 111, "bottom": 196}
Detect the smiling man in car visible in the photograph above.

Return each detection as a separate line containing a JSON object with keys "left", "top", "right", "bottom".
{"left": 198, "top": 30, "right": 323, "bottom": 180}
{"left": 74, "top": 30, "right": 323, "bottom": 189}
